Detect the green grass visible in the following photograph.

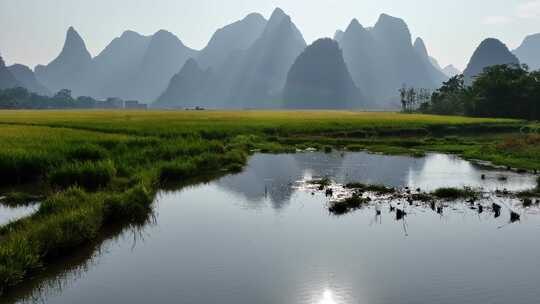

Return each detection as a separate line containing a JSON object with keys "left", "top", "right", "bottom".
{"left": 0, "top": 110, "right": 534, "bottom": 291}
{"left": 49, "top": 160, "right": 117, "bottom": 191}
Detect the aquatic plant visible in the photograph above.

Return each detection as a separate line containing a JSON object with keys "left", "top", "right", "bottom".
{"left": 329, "top": 193, "right": 370, "bottom": 215}
{"left": 432, "top": 187, "right": 479, "bottom": 200}
{"left": 345, "top": 183, "right": 395, "bottom": 194}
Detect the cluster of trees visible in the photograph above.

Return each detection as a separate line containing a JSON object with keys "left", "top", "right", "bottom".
{"left": 0, "top": 87, "right": 128, "bottom": 109}
{"left": 398, "top": 86, "right": 431, "bottom": 113}
{"left": 407, "top": 64, "right": 540, "bottom": 120}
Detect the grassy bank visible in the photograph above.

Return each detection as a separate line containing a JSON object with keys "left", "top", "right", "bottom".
{"left": 0, "top": 110, "right": 536, "bottom": 291}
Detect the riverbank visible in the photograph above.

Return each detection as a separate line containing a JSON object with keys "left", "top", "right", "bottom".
{"left": 0, "top": 110, "right": 538, "bottom": 292}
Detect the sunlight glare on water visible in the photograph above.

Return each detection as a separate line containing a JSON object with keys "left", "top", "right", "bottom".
{"left": 316, "top": 290, "right": 339, "bottom": 304}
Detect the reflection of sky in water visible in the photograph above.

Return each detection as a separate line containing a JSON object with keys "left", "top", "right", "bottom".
{"left": 407, "top": 153, "right": 537, "bottom": 191}
{"left": 218, "top": 152, "right": 538, "bottom": 209}
{"left": 0, "top": 204, "right": 38, "bottom": 226}
{"left": 4, "top": 152, "right": 540, "bottom": 304}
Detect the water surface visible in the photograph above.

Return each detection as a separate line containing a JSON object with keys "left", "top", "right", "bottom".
{"left": 4, "top": 152, "right": 540, "bottom": 304}
{"left": 0, "top": 204, "right": 38, "bottom": 226}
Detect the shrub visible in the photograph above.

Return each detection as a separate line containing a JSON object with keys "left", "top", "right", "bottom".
{"left": 49, "top": 160, "right": 116, "bottom": 190}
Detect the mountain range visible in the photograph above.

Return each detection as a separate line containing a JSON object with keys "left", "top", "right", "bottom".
{"left": 1, "top": 8, "right": 539, "bottom": 109}
{"left": 157, "top": 8, "right": 307, "bottom": 108}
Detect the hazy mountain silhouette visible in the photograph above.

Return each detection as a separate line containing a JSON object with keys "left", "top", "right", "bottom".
{"left": 0, "top": 55, "right": 21, "bottom": 90}
{"left": 283, "top": 38, "right": 362, "bottom": 109}
{"left": 8, "top": 64, "right": 51, "bottom": 95}
{"left": 226, "top": 8, "right": 307, "bottom": 107}
{"left": 130, "top": 30, "right": 197, "bottom": 101}
{"left": 155, "top": 8, "right": 306, "bottom": 109}
{"left": 338, "top": 15, "right": 445, "bottom": 108}
{"left": 463, "top": 38, "right": 520, "bottom": 84}
{"left": 86, "top": 30, "right": 152, "bottom": 99}
{"left": 35, "top": 27, "right": 92, "bottom": 95}
{"left": 513, "top": 33, "right": 540, "bottom": 71}
{"left": 414, "top": 38, "right": 448, "bottom": 79}
{"left": 442, "top": 65, "right": 461, "bottom": 77}
{"left": 429, "top": 57, "right": 443, "bottom": 71}
{"left": 35, "top": 28, "right": 195, "bottom": 101}
{"left": 414, "top": 37, "right": 448, "bottom": 83}
{"left": 155, "top": 59, "right": 211, "bottom": 107}
{"left": 338, "top": 19, "right": 381, "bottom": 105}
{"left": 197, "top": 13, "right": 267, "bottom": 69}
{"left": 333, "top": 30, "right": 345, "bottom": 43}
{"left": 370, "top": 15, "right": 444, "bottom": 101}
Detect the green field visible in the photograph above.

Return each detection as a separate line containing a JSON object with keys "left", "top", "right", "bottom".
{"left": 0, "top": 110, "right": 538, "bottom": 291}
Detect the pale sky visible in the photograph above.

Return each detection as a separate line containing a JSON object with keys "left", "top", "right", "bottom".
{"left": 1, "top": 0, "right": 539, "bottom": 70}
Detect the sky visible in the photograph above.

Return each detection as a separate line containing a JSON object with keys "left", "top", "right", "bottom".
{"left": 1, "top": 0, "right": 540, "bottom": 70}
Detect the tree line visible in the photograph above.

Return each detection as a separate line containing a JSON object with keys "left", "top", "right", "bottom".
{"left": 0, "top": 87, "right": 138, "bottom": 109}
{"left": 402, "top": 64, "right": 540, "bottom": 120}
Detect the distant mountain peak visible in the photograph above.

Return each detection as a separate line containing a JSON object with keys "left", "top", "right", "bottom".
{"left": 197, "top": 12, "right": 267, "bottom": 69}
{"left": 154, "top": 29, "right": 174, "bottom": 36}
{"left": 62, "top": 26, "right": 91, "bottom": 59}
{"left": 345, "top": 18, "right": 365, "bottom": 33}
{"left": 373, "top": 13, "right": 411, "bottom": 45}
{"left": 375, "top": 13, "right": 407, "bottom": 28}
{"left": 245, "top": 12, "right": 266, "bottom": 21}
{"left": 464, "top": 38, "right": 519, "bottom": 83}
{"left": 514, "top": 33, "right": 540, "bottom": 70}
{"left": 414, "top": 37, "right": 429, "bottom": 57}
{"left": 119, "top": 30, "right": 147, "bottom": 41}
{"left": 443, "top": 64, "right": 461, "bottom": 77}
{"left": 266, "top": 7, "right": 289, "bottom": 32}
{"left": 283, "top": 38, "right": 363, "bottom": 109}
{"left": 150, "top": 29, "right": 186, "bottom": 47}
{"left": 0, "top": 54, "right": 22, "bottom": 90}
{"left": 270, "top": 7, "right": 286, "bottom": 19}
{"left": 521, "top": 33, "right": 540, "bottom": 45}
{"left": 8, "top": 63, "right": 51, "bottom": 95}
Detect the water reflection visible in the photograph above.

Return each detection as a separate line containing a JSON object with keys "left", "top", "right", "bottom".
{"left": 0, "top": 204, "right": 38, "bottom": 226}
{"left": 3, "top": 152, "right": 540, "bottom": 304}
{"left": 218, "top": 152, "right": 537, "bottom": 210}
{"left": 315, "top": 290, "right": 338, "bottom": 304}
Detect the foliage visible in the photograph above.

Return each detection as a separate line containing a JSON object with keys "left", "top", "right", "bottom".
{"left": 399, "top": 85, "right": 431, "bottom": 113}
{"left": 0, "top": 87, "right": 132, "bottom": 109}
{"left": 418, "top": 64, "right": 540, "bottom": 120}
